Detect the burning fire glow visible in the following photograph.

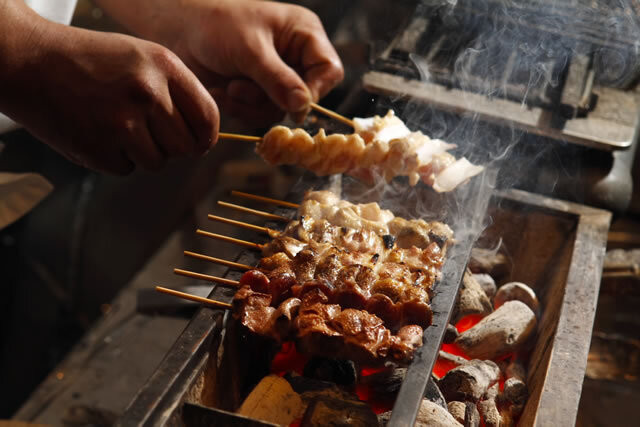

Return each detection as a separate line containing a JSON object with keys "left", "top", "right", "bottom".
{"left": 269, "top": 313, "right": 515, "bottom": 422}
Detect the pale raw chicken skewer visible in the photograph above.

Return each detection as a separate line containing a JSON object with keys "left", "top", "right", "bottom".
{"left": 256, "top": 110, "right": 484, "bottom": 191}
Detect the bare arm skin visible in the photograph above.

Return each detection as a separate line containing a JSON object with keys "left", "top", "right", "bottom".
{"left": 95, "top": 0, "right": 345, "bottom": 122}
{"left": 0, "top": 0, "right": 219, "bottom": 174}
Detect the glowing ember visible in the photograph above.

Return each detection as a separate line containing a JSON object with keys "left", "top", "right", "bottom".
{"left": 270, "top": 342, "right": 309, "bottom": 376}
{"left": 355, "top": 383, "right": 395, "bottom": 414}
{"left": 455, "top": 313, "right": 484, "bottom": 333}
{"left": 433, "top": 314, "right": 485, "bottom": 378}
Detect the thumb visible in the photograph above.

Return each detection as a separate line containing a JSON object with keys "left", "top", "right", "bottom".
{"left": 245, "top": 45, "right": 312, "bottom": 113}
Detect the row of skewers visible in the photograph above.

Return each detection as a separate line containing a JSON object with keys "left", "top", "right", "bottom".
{"left": 157, "top": 189, "right": 453, "bottom": 366}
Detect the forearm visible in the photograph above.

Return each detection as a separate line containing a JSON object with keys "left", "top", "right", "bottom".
{"left": 0, "top": 1, "right": 41, "bottom": 81}
{"left": 0, "top": 0, "right": 58, "bottom": 115}
{"left": 93, "top": 0, "right": 199, "bottom": 46}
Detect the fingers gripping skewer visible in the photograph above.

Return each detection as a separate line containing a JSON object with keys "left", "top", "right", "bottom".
{"left": 231, "top": 191, "right": 300, "bottom": 208}
{"left": 309, "top": 103, "right": 354, "bottom": 128}
{"left": 196, "top": 229, "right": 264, "bottom": 250}
{"left": 155, "top": 286, "right": 232, "bottom": 310}
{"left": 183, "top": 250, "right": 259, "bottom": 271}
{"left": 217, "top": 201, "right": 290, "bottom": 223}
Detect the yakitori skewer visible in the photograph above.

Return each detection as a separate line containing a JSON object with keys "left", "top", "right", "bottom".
{"left": 196, "top": 229, "right": 264, "bottom": 250}
{"left": 309, "top": 102, "right": 354, "bottom": 127}
{"left": 217, "top": 201, "right": 289, "bottom": 222}
{"left": 155, "top": 286, "right": 232, "bottom": 310}
{"left": 207, "top": 214, "right": 279, "bottom": 238}
{"left": 231, "top": 190, "right": 299, "bottom": 208}
{"left": 218, "top": 132, "right": 262, "bottom": 143}
{"left": 174, "top": 268, "right": 240, "bottom": 287}
{"left": 183, "top": 250, "right": 258, "bottom": 271}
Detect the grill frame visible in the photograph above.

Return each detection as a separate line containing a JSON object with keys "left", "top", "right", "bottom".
{"left": 118, "top": 180, "right": 610, "bottom": 427}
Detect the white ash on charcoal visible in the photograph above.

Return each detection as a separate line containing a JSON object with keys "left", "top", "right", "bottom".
{"left": 455, "top": 301, "right": 537, "bottom": 360}
{"left": 237, "top": 375, "right": 305, "bottom": 425}
{"left": 496, "top": 377, "right": 528, "bottom": 425}
{"left": 415, "top": 399, "right": 464, "bottom": 427}
{"left": 284, "top": 373, "right": 357, "bottom": 404}
{"left": 502, "top": 377, "right": 528, "bottom": 406}
{"left": 360, "top": 368, "right": 446, "bottom": 408}
{"left": 425, "top": 377, "right": 448, "bottom": 409}
{"left": 301, "top": 396, "right": 379, "bottom": 427}
{"left": 477, "top": 383, "right": 502, "bottom": 427}
{"left": 437, "top": 350, "right": 468, "bottom": 368}
{"left": 451, "top": 270, "right": 493, "bottom": 324}
{"left": 443, "top": 323, "right": 459, "bottom": 343}
{"left": 473, "top": 273, "right": 497, "bottom": 300}
{"left": 494, "top": 282, "right": 539, "bottom": 315}
{"left": 433, "top": 351, "right": 468, "bottom": 380}
{"left": 281, "top": 373, "right": 381, "bottom": 426}
{"left": 448, "top": 401, "right": 480, "bottom": 427}
{"left": 380, "top": 399, "right": 464, "bottom": 427}
{"left": 438, "top": 359, "right": 500, "bottom": 402}
{"left": 468, "top": 248, "right": 509, "bottom": 280}
{"left": 497, "top": 358, "right": 527, "bottom": 383}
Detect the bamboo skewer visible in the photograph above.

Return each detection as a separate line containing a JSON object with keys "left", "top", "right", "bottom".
{"left": 218, "top": 201, "right": 290, "bottom": 222}
{"left": 218, "top": 132, "right": 262, "bottom": 143}
{"left": 183, "top": 250, "right": 257, "bottom": 271}
{"left": 155, "top": 286, "right": 232, "bottom": 309}
{"left": 218, "top": 105, "right": 352, "bottom": 144}
{"left": 231, "top": 190, "right": 300, "bottom": 209}
{"left": 196, "top": 229, "right": 264, "bottom": 250}
{"left": 207, "top": 214, "right": 279, "bottom": 238}
{"left": 174, "top": 268, "right": 240, "bottom": 286}
{"left": 310, "top": 102, "right": 354, "bottom": 128}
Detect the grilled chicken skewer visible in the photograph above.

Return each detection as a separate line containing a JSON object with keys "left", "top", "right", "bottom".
{"left": 187, "top": 189, "right": 452, "bottom": 365}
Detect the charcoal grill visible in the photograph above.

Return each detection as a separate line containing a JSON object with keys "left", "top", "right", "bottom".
{"left": 349, "top": 0, "right": 640, "bottom": 212}
{"left": 118, "top": 175, "right": 610, "bottom": 426}
{"left": 118, "top": 2, "right": 615, "bottom": 424}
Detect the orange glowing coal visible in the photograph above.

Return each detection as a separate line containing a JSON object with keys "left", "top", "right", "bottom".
{"left": 434, "top": 314, "right": 484, "bottom": 378}
{"left": 270, "top": 341, "right": 309, "bottom": 376}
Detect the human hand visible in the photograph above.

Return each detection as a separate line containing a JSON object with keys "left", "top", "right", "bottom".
{"left": 0, "top": 3, "right": 219, "bottom": 174}
{"left": 167, "top": 0, "right": 344, "bottom": 123}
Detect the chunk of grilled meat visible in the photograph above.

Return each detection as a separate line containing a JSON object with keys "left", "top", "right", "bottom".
{"left": 232, "top": 284, "right": 423, "bottom": 366}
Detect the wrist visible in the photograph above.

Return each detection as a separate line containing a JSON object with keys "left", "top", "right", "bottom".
{"left": 0, "top": 2, "right": 53, "bottom": 84}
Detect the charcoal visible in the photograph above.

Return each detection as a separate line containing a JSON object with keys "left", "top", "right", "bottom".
{"left": 478, "top": 383, "right": 502, "bottom": 427}
{"left": 444, "top": 323, "right": 459, "bottom": 343}
{"left": 415, "top": 399, "right": 463, "bottom": 426}
{"left": 425, "top": 376, "right": 447, "bottom": 409}
{"left": 303, "top": 357, "right": 357, "bottom": 386}
{"left": 472, "top": 273, "right": 497, "bottom": 300}
{"left": 455, "top": 301, "right": 537, "bottom": 360}
{"left": 360, "top": 367, "right": 406, "bottom": 395}
{"left": 447, "top": 401, "right": 480, "bottom": 427}
{"left": 494, "top": 282, "right": 539, "bottom": 314}
{"left": 438, "top": 359, "right": 500, "bottom": 402}
{"left": 452, "top": 271, "right": 493, "bottom": 324}
{"left": 301, "top": 396, "right": 379, "bottom": 427}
